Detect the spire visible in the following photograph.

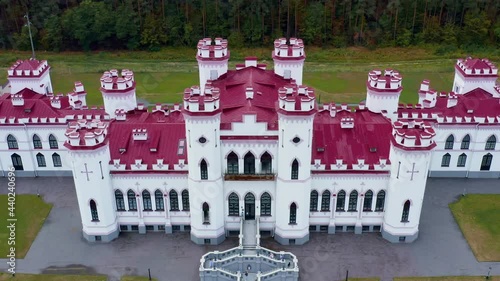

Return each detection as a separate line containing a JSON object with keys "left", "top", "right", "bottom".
{"left": 24, "top": 13, "right": 36, "bottom": 59}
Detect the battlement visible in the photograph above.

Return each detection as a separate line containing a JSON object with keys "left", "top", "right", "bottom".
{"left": 65, "top": 119, "right": 109, "bottom": 149}
{"left": 367, "top": 69, "right": 403, "bottom": 93}
{"left": 132, "top": 128, "right": 148, "bottom": 141}
{"left": 455, "top": 57, "right": 498, "bottom": 77}
{"left": 272, "top": 38, "right": 305, "bottom": 60}
{"left": 183, "top": 85, "right": 220, "bottom": 113}
{"left": 391, "top": 120, "right": 436, "bottom": 151}
{"left": 196, "top": 37, "right": 229, "bottom": 60}
{"left": 8, "top": 59, "right": 50, "bottom": 78}
{"left": 50, "top": 96, "right": 61, "bottom": 109}
{"left": 100, "top": 69, "right": 135, "bottom": 93}
{"left": 277, "top": 84, "right": 316, "bottom": 114}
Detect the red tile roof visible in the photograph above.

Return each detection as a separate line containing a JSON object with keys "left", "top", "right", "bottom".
{"left": 8, "top": 59, "right": 50, "bottom": 78}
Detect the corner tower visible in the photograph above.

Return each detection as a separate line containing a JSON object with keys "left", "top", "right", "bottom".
{"left": 196, "top": 38, "right": 229, "bottom": 92}
{"left": 383, "top": 120, "right": 436, "bottom": 243}
{"left": 100, "top": 69, "right": 137, "bottom": 117}
{"left": 275, "top": 84, "right": 316, "bottom": 245}
{"left": 365, "top": 69, "right": 403, "bottom": 122}
{"left": 452, "top": 58, "right": 498, "bottom": 96}
{"left": 182, "top": 85, "right": 225, "bottom": 245}
{"left": 272, "top": 38, "right": 305, "bottom": 85}
{"left": 7, "top": 59, "right": 53, "bottom": 95}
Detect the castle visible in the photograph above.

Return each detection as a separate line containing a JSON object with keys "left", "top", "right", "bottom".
{"left": 0, "top": 38, "right": 499, "bottom": 245}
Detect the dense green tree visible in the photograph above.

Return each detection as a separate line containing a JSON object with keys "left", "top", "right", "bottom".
{"left": 141, "top": 14, "right": 168, "bottom": 51}
{"left": 40, "top": 15, "right": 63, "bottom": 51}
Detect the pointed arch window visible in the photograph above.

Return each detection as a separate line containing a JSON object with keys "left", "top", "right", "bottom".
{"left": 481, "top": 153, "right": 493, "bottom": 171}
{"left": 441, "top": 153, "right": 451, "bottom": 167}
{"left": 202, "top": 203, "right": 210, "bottom": 224}
{"left": 457, "top": 153, "right": 467, "bottom": 167}
{"left": 363, "top": 190, "right": 373, "bottom": 212}
{"left": 227, "top": 152, "right": 239, "bottom": 174}
{"left": 36, "top": 153, "right": 46, "bottom": 167}
{"left": 321, "top": 190, "right": 331, "bottom": 211}
{"left": 461, "top": 135, "right": 470, "bottom": 150}
{"left": 182, "top": 190, "right": 190, "bottom": 211}
{"left": 485, "top": 135, "right": 496, "bottom": 150}
{"left": 445, "top": 135, "right": 454, "bottom": 149}
{"left": 375, "top": 190, "right": 386, "bottom": 212}
{"left": 115, "top": 190, "right": 125, "bottom": 211}
{"left": 33, "top": 134, "right": 42, "bottom": 149}
{"left": 11, "top": 154, "right": 23, "bottom": 170}
{"left": 244, "top": 152, "right": 255, "bottom": 174}
{"left": 90, "top": 200, "right": 99, "bottom": 221}
{"left": 127, "top": 190, "right": 137, "bottom": 211}
{"left": 336, "top": 190, "right": 346, "bottom": 211}
{"left": 155, "top": 190, "right": 164, "bottom": 211}
{"left": 169, "top": 190, "right": 179, "bottom": 211}
{"left": 228, "top": 192, "right": 239, "bottom": 216}
{"left": 260, "top": 192, "right": 271, "bottom": 216}
{"left": 309, "top": 190, "right": 318, "bottom": 212}
{"left": 7, "top": 135, "right": 18, "bottom": 149}
{"left": 401, "top": 200, "right": 411, "bottom": 222}
{"left": 289, "top": 203, "right": 297, "bottom": 224}
{"left": 142, "top": 190, "right": 152, "bottom": 211}
{"left": 49, "top": 134, "right": 58, "bottom": 149}
{"left": 52, "top": 153, "right": 62, "bottom": 167}
{"left": 348, "top": 190, "right": 358, "bottom": 212}
{"left": 261, "top": 152, "right": 272, "bottom": 174}
{"left": 200, "top": 159, "right": 208, "bottom": 180}
{"left": 291, "top": 159, "right": 299, "bottom": 180}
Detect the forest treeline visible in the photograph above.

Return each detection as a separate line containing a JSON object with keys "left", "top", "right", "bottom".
{"left": 1, "top": 0, "right": 499, "bottom": 53}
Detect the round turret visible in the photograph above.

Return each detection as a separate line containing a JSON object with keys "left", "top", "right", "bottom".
{"left": 365, "top": 69, "right": 403, "bottom": 121}
{"left": 196, "top": 38, "right": 230, "bottom": 92}
{"left": 100, "top": 69, "right": 137, "bottom": 118}
{"left": 182, "top": 85, "right": 221, "bottom": 116}
{"left": 272, "top": 38, "right": 306, "bottom": 85}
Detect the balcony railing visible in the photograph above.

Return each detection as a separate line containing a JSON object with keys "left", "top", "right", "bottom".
{"left": 224, "top": 172, "right": 276, "bottom": 181}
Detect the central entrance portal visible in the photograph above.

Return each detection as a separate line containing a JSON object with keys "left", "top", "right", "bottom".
{"left": 244, "top": 193, "right": 255, "bottom": 220}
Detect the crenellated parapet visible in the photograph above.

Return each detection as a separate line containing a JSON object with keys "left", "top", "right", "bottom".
{"left": 7, "top": 59, "right": 53, "bottom": 95}
{"left": 277, "top": 84, "right": 316, "bottom": 115}
{"left": 8, "top": 59, "right": 49, "bottom": 77}
{"left": 272, "top": 38, "right": 306, "bottom": 85}
{"left": 453, "top": 57, "right": 499, "bottom": 96}
{"left": 391, "top": 120, "right": 436, "bottom": 151}
{"left": 196, "top": 38, "right": 229, "bottom": 61}
{"left": 64, "top": 119, "right": 109, "bottom": 150}
{"left": 100, "top": 69, "right": 137, "bottom": 117}
{"left": 367, "top": 69, "right": 402, "bottom": 92}
{"left": 365, "top": 69, "right": 403, "bottom": 121}
{"left": 455, "top": 58, "right": 498, "bottom": 77}
{"left": 182, "top": 85, "right": 220, "bottom": 115}
{"left": 68, "top": 81, "right": 87, "bottom": 108}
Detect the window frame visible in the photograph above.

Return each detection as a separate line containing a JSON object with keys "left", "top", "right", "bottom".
{"left": 445, "top": 135, "right": 454, "bottom": 150}
{"left": 127, "top": 190, "right": 137, "bottom": 211}
{"left": 228, "top": 192, "right": 239, "bottom": 216}
{"left": 49, "top": 134, "right": 58, "bottom": 149}
{"left": 289, "top": 203, "right": 297, "bottom": 224}
{"left": 260, "top": 192, "right": 271, "bottom": 216}
{"left": 142, "top": 190, "right": 152, "bottom": 211}
{"left": 155, "top": 189, "right": 165, "bottom": 211}
{"left": 169, "top": 190, "right": 179, "bottom": 211}
{"left": 309, "top": 190, "right": 318, "bottom": 212}
{"left": 33, "top": 134, "right": 42, "bottom": 149}
{"left": 441, "top": 153, "right": 451, "bottom": 167}
{"left": 36, "top": 153, "right": 46, "bottom": 167}
{"left": 363, "top": 190, "right": 373, "bottom": 212}
{"left": 321, "top": 190, "right": 331, "bottom": 211}
{"left": 375, "top": 190, "right": 385, "bottom": 212}
{"left": 457, "top": 153, "right": 467, "bottom": 167}
{"left": 461, "top": 135, "right": 470, "bottom": 150}
{"left": 181, "top": 190, "right": 190, "bottom": 211}
{"left": 52, "top": 153, "right": 62, "bottom": 167}
{"left": 7, "top": 135, "right": 18, "bottom": 149}
{"left": 336, "top": 190, "right": 346, "bottom": 212}
{"left": 115, "top": 190, "right": 126, "bottom": 211}
{"left": 348, "top": 190, "right": 358, "bottom": 212}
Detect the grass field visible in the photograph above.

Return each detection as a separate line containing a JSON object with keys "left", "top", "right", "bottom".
{"left": 395, "top": 277, "right": 500, "bottom": 281}
{"left": 0, "top": 195, "right": 52, "bottom": 259}
{"left": 449, "top": 194, "right": 500, "bottom": 262}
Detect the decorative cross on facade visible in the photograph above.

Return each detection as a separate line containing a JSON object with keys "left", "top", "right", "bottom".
{"left": 314, "top": 162, "right": 321, "bottom": 169}
{"left": 157, "top": 163, "right": 164, "bottom": 168}
{"left": 114, "top": 163, "right": 121, "bottom": 169}
{"left": 135, "top": 163, "right": 142, "bottom": 169}
{"left": 135, "top": 182, "right": 140, "bottom": 188}
{"left": 360, "top": 182, "right": 365, "bottom": 186}
{"left": 335, "top": 163, "right": 343, "bottom": 169}
{"left": 178, "top": 162, "right": 185, "bottom": 168}
{"left": 379, "top": 163, "right": 386, "bottom": 169}
{"left": 80, "top": 163, "right": 93, "bottom": 181}
{"left": 357, "top": 163, "right": 365, "bottom": 168}
{"left": 406, "top": 163, "right": 419, "bottom": 181}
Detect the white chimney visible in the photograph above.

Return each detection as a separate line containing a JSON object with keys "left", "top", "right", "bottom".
{"left": 245, "top": 87, "right": 254, "bottom": 99}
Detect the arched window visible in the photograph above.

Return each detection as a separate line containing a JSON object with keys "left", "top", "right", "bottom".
{"left": 481, "top": 153, "right": 493, "bottom": 171}
{"left": 375, "top": 190, "right": 386, "bottom": 212}
{"left": 90, "top": 200, "right": 99, "bottom": 221}
{"left": 11, "top": 154, "right": 23, "bottom": 170}
{"left": 200, "top": 159, "right": 208, "bottom": 180}
{"left": 115, "top": 190, "right": 125, "bottom": 211}
{"left": 7, "top": 135, "right": 18, "bottom": 149}
{"left": 401, "top": 200, "right": 411, "bottom": 222}
{"left": 155, "top": 190, "right": 164, "bottom": 211}
{"left": 202, "top": 203, "right": 210, "bottom": 224}
{"left": 348, "top": 190, "right": 358, "bottom": 212}
{"left": 227, "top": 152, "right": 239, "bottom": 174}
{"left": 52, "top": 153, "right": 62, "bottom": 167}
{"left": 169, "top": 190, "right": 179, "bottom": 211}
{"left": 309, "top": 190, "right": 318, "bottom": 212}
{"left": 461, "top": 134, "right": 470, "bottom": 150}
{"left": 291, "top": 159, "right": 299, "bottom": 180}
{"left": 441, "top": 153, "right": 451, "bottom": 167}
{"left": 127, "top": 190, "right": 137, "bottom": 211}
{"left": 244, "top": 152, "right": 255, "bottom": 174}
{"left": 363, "top": 190, "right": 373, "bottom": 212}
{"left": 457, "top": 153, "right": 467, "bottom": 167}
{"left": 260, "top": 192, "right": 271, "bottom": 216}
{"left": 33, "top": 134, "right": 42, "bottom": 149}
{"left": 261, "top": 152, "right": 272, "bottom": 174}
{"left": 36, "top": 153, "right": 46, "bottom": 167}
{"left": 182, "top": 190, "right": 190, "bottom": 211}
{"left": 228, "top": 192, "right": 239, "bottom": 216}
{"left": 49, "top": 134, "right": 58, "bottom": 149}
{"left": 485, "top": 135, "right": 496, "bottom": 150}
{"left": 445, "top": 135, "right": 454, "bottom": 149}
{"left": 142, "top": 190, "right": 152, "bottom": 211}
{"left": 289, "top": 203, "right": 297, "bottom": 224}
{"left": 321, "top": 190, "right": 331, "bottom": 211}
{"left": 336, "top": 190, "right": 346, "bottom": 211}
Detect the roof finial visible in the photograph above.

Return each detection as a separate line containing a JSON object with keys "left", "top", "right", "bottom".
{"left": 24, "top": 13, "right": 36, "bottom": 60}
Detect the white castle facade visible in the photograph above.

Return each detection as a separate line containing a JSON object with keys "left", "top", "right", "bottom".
{"left": 0, "top": 38, "right": 499, "bottom": 245}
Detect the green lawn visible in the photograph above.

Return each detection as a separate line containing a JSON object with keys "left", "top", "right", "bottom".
{"left": 395, "top": 277, "right": 500, "bottom": 281}
{"left": 449, "top": 194, "right": 500, "bottom": 262}
{"left": 0, "top": 273, "right": 107, "bottom": 281}
{"left": 0, "top": 195, "right": 52, "bottom": 259}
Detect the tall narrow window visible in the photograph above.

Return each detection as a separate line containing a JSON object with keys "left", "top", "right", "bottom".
{"left": 7, "top": 135, "right": 18, "bottom": 149}
{"left": 485, "top": 135, "right": 496, "bottom": 150}
{"left": 260, "top": 192, "right": 271, "bottom": 216}
{"left": 127, "top": 190, "right": 137, "bottom": 211}
{"left": 291, "top": 159, "right": 299, "bottom": 180}
{"left": 441, "top": 153, "right": 451, "bottom": 167}
{"left": 36, "top": 153, "right": 46, "bottom": 167}
{"left": 244, "top": 152, "right": 255, "bottom": 174}
{"left": 200, "top": 159, "right": 208, "bottom": 180}
{"left": 321, "top": 190, "right": 331, "bottom": 211}
{"left": 445, "top": 135, "right": 454, "bottom": 149}
{"left": 155, "top": 189, "right": 164, "bottom": 211}
{"left": 202, "top": 203, "right": 210, "bottom": 224}
{"left": 11, "top": 154, "right": 23, "bottom": 170}
{"left": 169, "top": 190, "right": 179, "bottom": 211}
{"left": 481, "top": 153, "right": 493, "bottom": 171}
{"left": 348, "top": 190, "right": 358, "bottom": 212}
{"left": 33, "top": 134, "right": 42, "bottom": 149}
{"left": 115, "top": 190, "right": 125, "bottom": 211}
{"left": 52, "top": 153, "right": 62, "bottom": 167}
{"left": 228, "top": 192, "right": 239, "bottom": 216}
{"left": 375, "top": 190, "right": 386, "bottom": 212}
{"left": 142, "top": 190, "right": 152, "bottom": 211}
{"left": 336, "top": 190, "right": 346, "bottom": 211}
{"left": 401, "top": 200, "right": 411, "bottom": 222}
{"left": 90, "top": 200, "right": 99, "bottom": 221}
{"left": 261, "top": 152, "right": 272, "bottom": 174}
{"left": 363, "top": 190, "right": 373, "bottom": 212}
{"left": 227, "top": 152, "right": 239, "bottom": 174}
{"left": 289, "top": 203, "right": 297, "bottom": 224}
{"left": 461, "top": 135, "right": 470, "bottom": 149}
{"left": 49, "top": 134, "right": 58, "bottom": 149}
{"left": 457, "top": 153, "right": 467, "bottom": 167}
{"left": 182, "top": 190, "right": 190, "bottom": 211}
{"left": 309, "top": 190, "right": 318, "bottom": 211}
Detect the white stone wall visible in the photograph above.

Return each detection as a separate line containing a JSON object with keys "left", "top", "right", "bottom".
{"left": 452, "top": 71, "right": 498, "bottom": 97}
{"left": 9, "top": 70, "right": 53, "bottom": 95}
{"left": 273, "top": 60, "right": 304, "bottom": 85}
{"left": 366, "top": 90, "right": 400, "bottom": 121}
{"left": 198, "top": 60, "right": 228, "bottom": 92}
{"left": 102, "top": 89, "right": 137, "bottom": 118}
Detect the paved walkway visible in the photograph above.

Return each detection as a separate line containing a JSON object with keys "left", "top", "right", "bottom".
{"left": 242, "top": 220, "right": 257, "bottom": 247}
{"left": 0, "top": 177, "right": 499, "bottom": 281}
